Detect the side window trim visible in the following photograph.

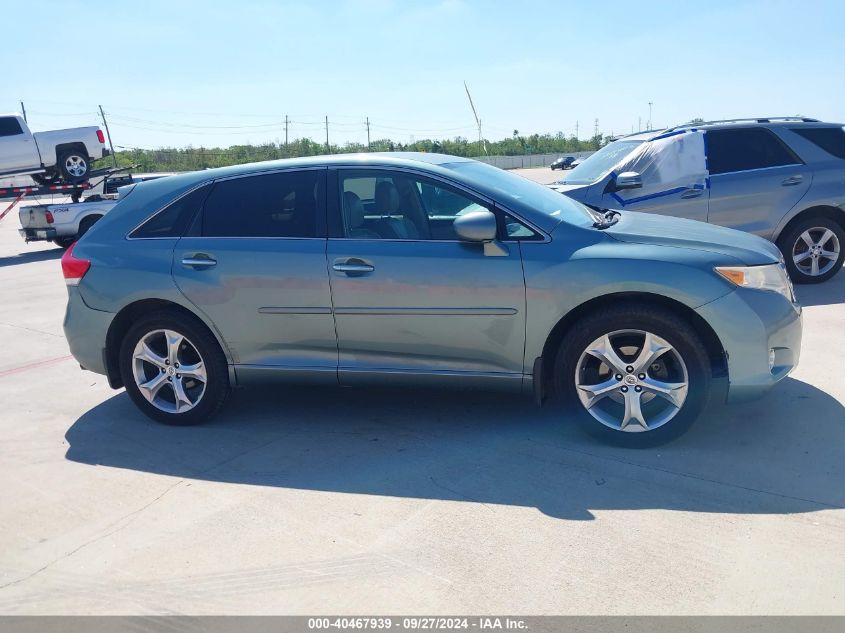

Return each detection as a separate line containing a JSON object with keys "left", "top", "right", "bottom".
{"left": 327, "top": 166, "right": 546, "bottom": 242}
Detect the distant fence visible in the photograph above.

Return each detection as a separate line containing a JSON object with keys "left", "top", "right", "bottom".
{"left": 473, "top": 151, "right": 594, "bottom": 170}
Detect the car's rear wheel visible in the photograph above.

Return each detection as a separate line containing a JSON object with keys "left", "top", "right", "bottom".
{"left": 554, "top": 306, "right": 711, "bottom": 446}
{"left": 58, "top": 150, "right": 90, "bottom": 183}
{"left": 779, "top": 217, "right": 845, "bottom": 284}
{"left": 119, "top": 311, "right": 229, "bottom": 425}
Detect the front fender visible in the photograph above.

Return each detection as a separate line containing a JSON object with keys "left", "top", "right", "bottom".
{"left": 520, "top": 233, "right": 738, "bottom": 365}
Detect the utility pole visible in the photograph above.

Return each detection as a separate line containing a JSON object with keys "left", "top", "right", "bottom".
{"left": 284, "top": 115, "right": 289, "bottom": 155}
{"left": 366, "top": 117, "right": 371, "bottom": 151}
{"left": 19, "top": 101, "right": 26, "bottom": 123}
{"left": 575, "top": 120, "right": 579, "bottom": 139}
{"left": 594, "top": 118, "right": 599, "bottom": 138}
{"left": 98, "top": 105, "right": 118, "bottom": 167}
{"left": 325, "top": 115, "right": 329, "bottom": 152}
{"left": 648, "top": 101, "right": 653, "bottom": 129}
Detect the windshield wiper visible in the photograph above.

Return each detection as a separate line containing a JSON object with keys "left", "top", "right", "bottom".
{"left": 592, "top": 208, "right": 621, "bottom": 229}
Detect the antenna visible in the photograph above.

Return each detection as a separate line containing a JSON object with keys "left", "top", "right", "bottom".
{"left": 464, "top": 81, "right": 488, "bottom": 156}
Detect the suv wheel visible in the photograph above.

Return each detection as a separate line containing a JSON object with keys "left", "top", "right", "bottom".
{"left": 555, "top": 306, "right": 711, "bottom": 446}
{"left": 119, "top": 311, "right": 229, "bottom": 425}
{"left": 780, "top": 217, "right": 845, "bottom": 284}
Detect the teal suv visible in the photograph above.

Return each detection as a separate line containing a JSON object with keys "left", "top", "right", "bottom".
{"left": 61, "top": 153, "right": 802, "bottom": 445}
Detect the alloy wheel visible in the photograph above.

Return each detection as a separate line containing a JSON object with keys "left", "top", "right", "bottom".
{"left": 131, "top": 329, "right": 207, "bottom": 414}
{"left": 792, "top": 227, "right": 841, "bottom": 277}
{"left": 574, "top": 329, "right": 688, "bottom": 433}
{"left": 64, "top": 155, "right": 88, "bottom": 178}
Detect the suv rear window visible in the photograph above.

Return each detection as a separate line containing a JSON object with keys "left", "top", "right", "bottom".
{"left": 706, "top": 128, "right": 801, "bottom": 175}
{"left": 0, "top": 117, "right": 23, "bottom": 137}
{"left": 201, "top": 170, "right": 321, "bottom": 238}
{"left": 791, "top": 126, "right": 845, "bottom": 159}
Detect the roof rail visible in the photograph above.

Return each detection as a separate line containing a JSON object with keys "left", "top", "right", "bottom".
{"left": 666, "top": 116, "right": 819, "bottom": 132}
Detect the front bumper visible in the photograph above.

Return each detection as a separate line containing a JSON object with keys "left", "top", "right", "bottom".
{"left": 19, "top": 227, "right": 56, "bottom": 242}
{"left": 696, "top": 288, "right": 802, "bottom": 403}
{"left": 63, "top": 288, "right": 114, "bottom": 376}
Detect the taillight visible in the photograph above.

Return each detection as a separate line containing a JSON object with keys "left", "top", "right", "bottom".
{"left": 45, "top": 211, "right": 54, "bottom": 224}
{"left": 61, "top": 242, "right": 91, "bottom": 286}
{"left": 96, "top": 129, "right": 105, "bottom": 144}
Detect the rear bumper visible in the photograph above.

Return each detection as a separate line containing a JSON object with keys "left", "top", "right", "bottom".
{"left": 696, "top": 288, "right": 802, "bottom": 403}
{"left": 18, "top": 227, "right": 56, "bottom": 242}
{"left": 63, "top": 288, "right": 114, "bottom": 376}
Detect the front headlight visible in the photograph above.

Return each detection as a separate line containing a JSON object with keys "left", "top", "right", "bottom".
{"left": 715, "top": 263, "right": 795, "bottom": 303}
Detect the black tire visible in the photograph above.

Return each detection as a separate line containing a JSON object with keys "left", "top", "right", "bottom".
{"left": 52, "top": 237, "right": 75, "bottom": 249}
{"left": 778, "top": 216, "right": 845, "bottom": 284}
{"left": 554, "top": 305, "right": 712, "bottom": 447}
{"left": 119, "top": 310, "right": 230, "bottom": 426}
{"left": 57, "top": 149, "right": 91, "bottom": 183}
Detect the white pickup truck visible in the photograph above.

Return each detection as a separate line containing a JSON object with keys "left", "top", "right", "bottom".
{"left": 0, "top": 113, "right": 109, "bottom": 184}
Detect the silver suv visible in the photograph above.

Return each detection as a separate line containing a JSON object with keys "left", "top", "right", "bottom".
{"left": 551, "top": 117, "right": 845, "bottom": 283}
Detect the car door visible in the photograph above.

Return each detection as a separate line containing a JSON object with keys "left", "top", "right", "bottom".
{"left": 0, "top": 116, "right": 38, "bottom": 173}
{"left": 705, "top": 127, "right": 811, "bottom": 237}
{"left": 326, "top": 167, "right": 528, "bottom": 387}
{"left": 172, "top": 168, "right": 338, "bottom": 377}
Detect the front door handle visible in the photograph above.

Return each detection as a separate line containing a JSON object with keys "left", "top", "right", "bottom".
{"left": 182, "top": 255, "right": 217, "bottom": 269}
{"left": 680, "top": 188, "right": 704, "bottom": 199}
{"left": 782, "top": 175, "right": 803, "bottom": 186}
{"left": 332, "top": 258, "right": 374, "bottom": 275}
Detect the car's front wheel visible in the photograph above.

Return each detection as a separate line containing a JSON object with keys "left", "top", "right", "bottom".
{"left": 779, "top": 217, "right": 844, "bottom": 284}
{"left": 555, "top": 306, "right": 711, "bottom": 446}
{"left": 119, "top": 311, "right": 229, "bottom": 425}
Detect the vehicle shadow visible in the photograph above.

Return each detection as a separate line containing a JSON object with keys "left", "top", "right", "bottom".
{"left": 0, "top": 247, "right": 63, "bottom": 268}
{"left": 794, "top": 263, "right": 845, "bottom": 306}
{"left": 65, "top": 377, "right": 844, "bottom": 520}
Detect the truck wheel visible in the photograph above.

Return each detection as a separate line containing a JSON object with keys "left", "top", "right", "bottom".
{"left": 76, "top": 215, "right": 101, "bottom": 240}
{"left": 52, "top": 237, "right": 75, "bottom": 249}
{"left": 119, "top": 310, "right": 230, "bottom": 426}
{"left": 779, "top": 217, "right": 845, "bottom": 284}
{"left": 58, "top": 150, "right": 91, "bottom": 183}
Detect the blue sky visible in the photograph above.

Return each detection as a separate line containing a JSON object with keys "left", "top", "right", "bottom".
{"left": 5, "top": 0, "right": 844, "bottom": 149}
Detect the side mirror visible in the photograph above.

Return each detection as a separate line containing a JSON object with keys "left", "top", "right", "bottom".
{"left": 453, "top": 209, "right": 497, "bottom": 242}
{"left": 614, "top": 171, "right": 642, "bottom": 191}
{"left": 453, "top": 209, "right": 509, "bottom": 256}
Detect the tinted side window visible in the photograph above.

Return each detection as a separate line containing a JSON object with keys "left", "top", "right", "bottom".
{"left": 707, "top": 128, "right": 801, "bottom": 175}
{"left": 791, "top": 127, "right": 845, "bottom": 159}
{"left": 0, "top": 117, "right": 23, "bottom": 137}
{"left": 131, "top": 184, "right": 211, "bottom": 238}
{"left": 202, "top": 170, "right": 321, "bottom": 238}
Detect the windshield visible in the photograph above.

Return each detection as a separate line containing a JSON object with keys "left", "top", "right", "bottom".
{"left": 556, "top": 140, "right": 643, "bottom": 185}
{"left": 445, "top": 160, "right": 596, "bottom": 227}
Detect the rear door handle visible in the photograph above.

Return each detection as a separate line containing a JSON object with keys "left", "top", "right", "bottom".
{"left": 182, "top": 255, "right": 217, "bottom": 269}
{"left": 782, "top": 175, "right": 803, "bottom": 186}
{"left": 680, "top": 188, "right": 704, "bottom": 199}
{"left": 332, "top": 258, "right": 374, "bottom": 275}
